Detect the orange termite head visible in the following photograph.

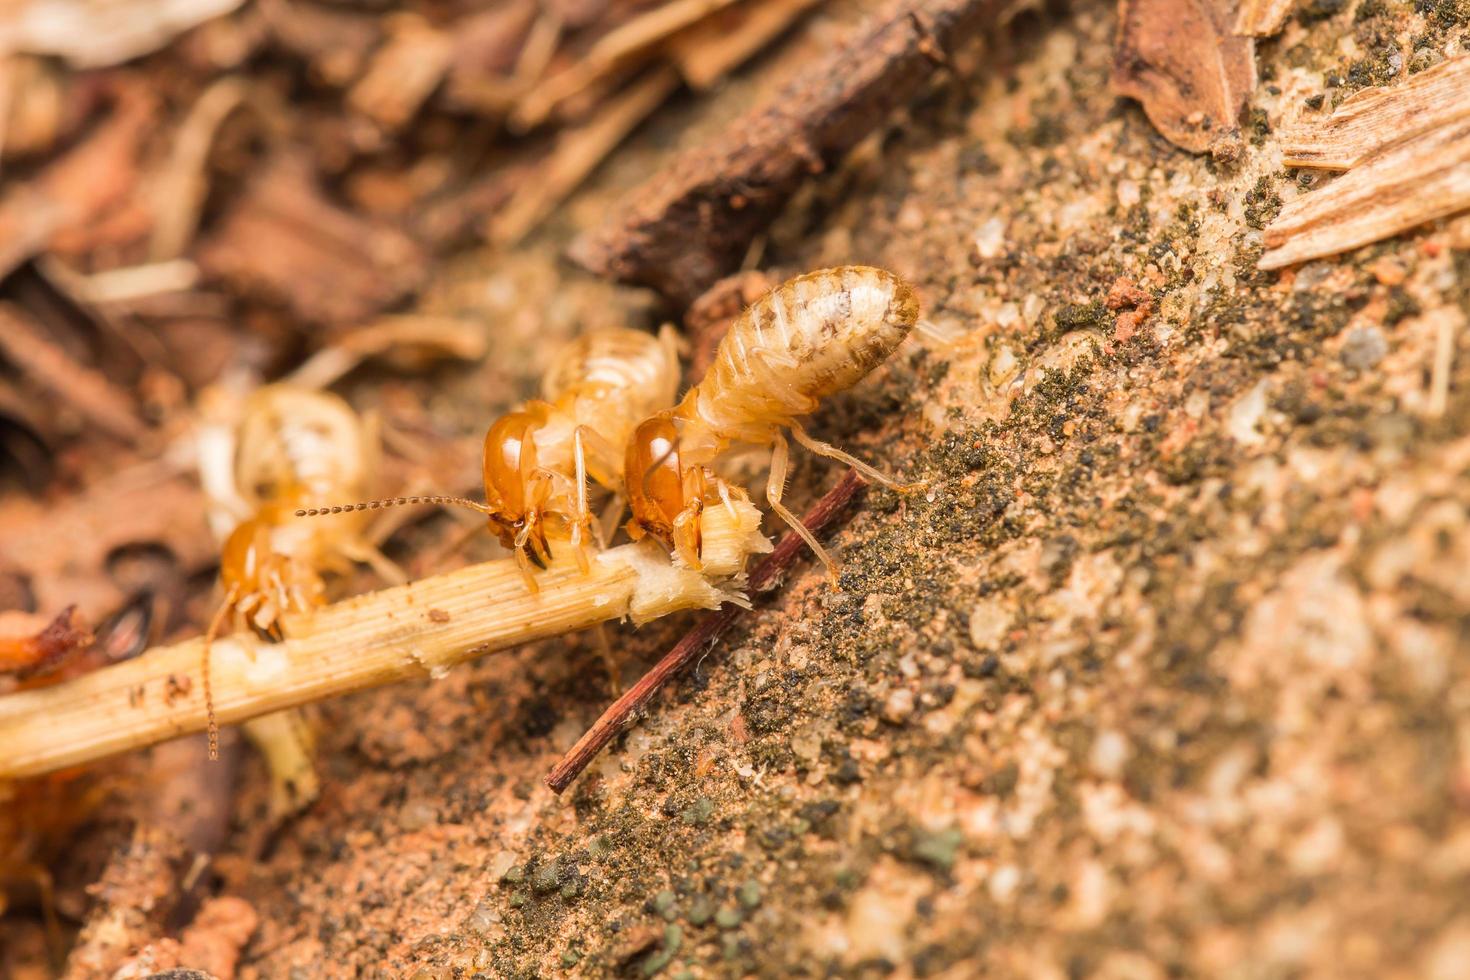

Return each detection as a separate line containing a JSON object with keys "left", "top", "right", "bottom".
{"left": 219, "top": 511, "right": 324, "bottom": 620}
{"left": 481, "top": 408, "right": 553, "bottom": 560}
{"left": 295, "top": 406, "right": 560, "bottom": 564}
{"left": 624, "top": 413, "right": 686, "bottom": 545}
{"left": 624, "top": 413, "right": 711, "bottom": 571}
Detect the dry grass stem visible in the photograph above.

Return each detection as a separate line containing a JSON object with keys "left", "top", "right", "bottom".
{"left": 0, "top": 502, "right": 768, "bottom": 779}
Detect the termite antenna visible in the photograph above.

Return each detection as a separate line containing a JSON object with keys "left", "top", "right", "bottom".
{"left": 294, "top": 495, "right": 494, "bottom": 518}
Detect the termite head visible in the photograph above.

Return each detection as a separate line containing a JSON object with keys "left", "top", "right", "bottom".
{"left": 624, "top": 413, "right": 705, "bottom": 568}
{"left": 219, "top": 508, "right": 325, "bottom": 633}
{"left": 481, "top": 407, "right": 556, "bottom": 564}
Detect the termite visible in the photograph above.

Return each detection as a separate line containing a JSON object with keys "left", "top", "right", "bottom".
{"left": 624, "top": 265, "right": 920, "bottom": 581}
{"left": 297, "top": 326, "right": 681, "bottom": 590}
{"left": 202, "top": 385, "right": 400, "bottom": 762}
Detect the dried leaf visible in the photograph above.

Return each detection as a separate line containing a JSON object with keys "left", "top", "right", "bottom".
{"left": 0, "top": 0, "right": 245, "bottom": 68}
{"left": 1233, "top": 0, "right": 1294, "bottom": 36}
{"left": 1113, "top": 0, "right": 1256, "bottom": 159}
{"left": 1281, "top": 54, "right": 1470, "bottom": 170}
{"left": 1259, "top": 118, "right": 1470, "bottom": 269}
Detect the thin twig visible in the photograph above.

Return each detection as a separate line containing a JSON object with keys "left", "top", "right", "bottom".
{"left": 545, "top": 469, "right": 866, "bottom": 794}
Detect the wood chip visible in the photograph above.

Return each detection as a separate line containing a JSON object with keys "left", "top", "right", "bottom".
{"left": 1113, "top": 0, "right": 1256, "bottom": 159}
{"left": 347, "top": 14, "right": 454, "bottom": 132}
{"left": 666, "top": 0, "right": 822, "bottom": 90}
{"left": 570, "top": 0, "right": 1003, "bottom": 306}
{"left": 1233, "top": 0, "right": 1294, "bottom": 37}
{"left": 1260, "top": 117, "right": 1470, "bottom": 270}
{"left": 1281, "top": 54, "right": 1470, "bottom": 171}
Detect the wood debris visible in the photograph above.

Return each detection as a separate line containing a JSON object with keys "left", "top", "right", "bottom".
{"left": 0, "top": 0, "right": 246, "bottom": 68}
{"left": 491, "top": 67, "right": 681, "bottom": 246}
{"left": 195, "top": 154, "right": 427, "bottom": 326}
{"left": 0, "top": 303, "right": 148, "bottom": 442}
{"left": 1261, "top": 117, "right": 1470, "bottom": 270}
{"left": 1113, "top": 0, "right": 1256, "bottom": 159}
{"left": 0, "top": 86, "right": 152, "bottom": 281}
{"left": 570, "top": 0, "right": 1004, "bottom": 306}
{"left": 1233, "top": 0, "right": 1294, "bottom": 37}
{"left": 1281, "top": 54, "right": 1470, "bottom": 170}
{"left": 0, "top": 607, "right": 90, "bottom": 680}
{"left": 667, "top": 0, "right": 823, "bottom": 89}
{"left": 346, "top": 14, "right": 455, "bottom": 133}
{"left": 0, "top": 465, "right": 214, "bottom": 623}
{"left": 511, "top": 0, "right": 739, "bottom": 129}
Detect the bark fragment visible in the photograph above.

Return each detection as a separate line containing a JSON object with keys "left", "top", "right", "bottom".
{"left": 1281, "top": 53, "right": 1470, "bottom": 171}
{"left": 1261, "top": 118, "right": 1470, "bottom": 270}
{"left": 1113, "top": 0, "right": 1256, "bottom": 159}
{"left": 569, "top": 0, "right": 1004, "bottom": 307}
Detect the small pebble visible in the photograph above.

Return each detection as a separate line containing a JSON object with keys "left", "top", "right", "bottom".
{"left": 969, "top": 599, "right": 1012, "bottom": 649}
{"left": 882, "top": 688, "right": 916, "bottom": 725}
{"left": 1089, "top": 730, "right": 1130, "bottom": 780}
{"left": 398, "top": 800, "right": 438, "bottom": 832}
{"left": 1341, "top": 325, "right": 1387, "bottom": 371}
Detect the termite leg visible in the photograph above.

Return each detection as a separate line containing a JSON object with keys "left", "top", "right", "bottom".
{"left": 596, "top": 497, "right": 623, "bottom": 550}
{"left": 568, "top": 429, "right": 596, "bottom": 572}
{"left": 573, "top": 424, "right": 626, "bottom": 494}
{"left": 513, "top": 546, "right": 541, "bottom": 594}
{"left": 767, "top": 433, "right": 839, "bottom": 585}
{"left": 671, "top": 506, "right": 704, "bottom": 570}
{"left": 202, "top": 585, "right": 239, "bottom": 762}
{"left": 337, "top": 539, "right": 409, "bottom": 585}
{"left": 789, "top": 422, "right": 921, "bottom": 493}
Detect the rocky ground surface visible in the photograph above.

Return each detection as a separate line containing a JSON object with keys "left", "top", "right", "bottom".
{"left": 7, "top": 0, "right": 1470, "bottom": 976}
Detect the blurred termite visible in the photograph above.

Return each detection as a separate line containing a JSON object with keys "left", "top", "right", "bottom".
{"left": 625, "top": 265, "right": 920, "bottom": 582}
{"left": 297, "top": 326, "right": 681, "bottom": 591}
{"left": 200, "top": 385, "right": 403, "bottom": 769}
